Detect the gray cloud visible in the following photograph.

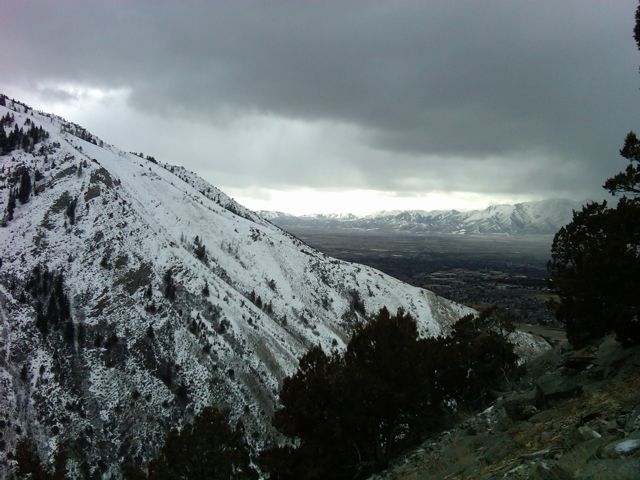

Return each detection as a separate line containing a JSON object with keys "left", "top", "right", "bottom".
{"left": 1, "top": 0, "right": 638, "bottom": 199}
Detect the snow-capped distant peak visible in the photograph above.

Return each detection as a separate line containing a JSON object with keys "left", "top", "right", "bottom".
{"left": 263, "top": 199, "right": 586, "bottom": 235}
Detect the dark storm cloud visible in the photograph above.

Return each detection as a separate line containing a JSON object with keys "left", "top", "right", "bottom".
{"left": 1, "top": 0, "right": 638, "bottom": 197}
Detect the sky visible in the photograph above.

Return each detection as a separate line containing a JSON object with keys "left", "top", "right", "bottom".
{"left": 1, "top": 0, "right": 638, "bottom": 215}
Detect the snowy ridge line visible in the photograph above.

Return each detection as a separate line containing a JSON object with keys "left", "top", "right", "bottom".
{"left": 0, "top": 94, "right": 479, "bottom": 476}
{"left": 260, "top": 198, "right": 586, "bottom": 235}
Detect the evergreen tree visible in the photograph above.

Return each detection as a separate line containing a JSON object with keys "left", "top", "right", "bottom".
{"left": 0, "top": 127, "right": 6, "bottom": 153}
{"left": 148, "top": 407, "right": 258, "bottom": 480}
{"left": 0, "top": 120, "right": 48, "bottom": 155}
{"left": 4, "top": 188, "right": 16, "bottom": 224}
{"left": 35, "top": 301, "right": 48, "bottom": 336}
{"left": 13, "top": 438, "right": 49, "bottom": 480}
{"left": 549, "top": 172, "right": 640, "bottom": 346}
{"left": 65, "top": 197, "right": 78, "bottom": 224}
{"left": 32, "top": 270, "right": 72, "bottom": 338}
{"left": 63, "top": 318, "right": 75, "bottom": 345}
{"left": 604, "top": 131, "right": 640, "bottom": 196}
{"left": 548, "top": 4, "right": 640, "bottom": 347}
{"left": 262, "top": 307, "right": 516, "bottom": 480}
{"left": 12, "top": 438, "right": 67, "bottom": 480}
{"left": 194, "top": 236, "right": 207, "bottom": 261}
{"left": 164, "top": 268, "right": 176, "bottom": 300}
{"left": 17, "top": 169, "right": 32, "bottom": 204}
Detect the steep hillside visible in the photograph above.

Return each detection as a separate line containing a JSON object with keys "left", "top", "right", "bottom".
{"left": 263, "top": 198, "right": 584, "bottom": 235}
{"left": 372, "top": 335, "right": 640, "bottom": 479}
{"left": 0, "top": 95, "right": 472, "bottom": 477}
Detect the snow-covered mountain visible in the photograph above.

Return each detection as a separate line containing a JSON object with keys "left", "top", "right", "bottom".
{"left": 0, "top": 96, "right": 475, "bottom": 476}
{"left": 262, "top": 198, "right": 584, "bottom": 235}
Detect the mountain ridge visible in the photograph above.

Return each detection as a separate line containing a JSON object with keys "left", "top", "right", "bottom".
{"left": 260, "top": 198, "right": 586, "bottom": 236}
{"left": 0, "top": 95, "right": 485, "bottom": 476}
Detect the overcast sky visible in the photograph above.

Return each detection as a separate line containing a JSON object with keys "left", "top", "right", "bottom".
{"left": 1, "top": 1, "right": 638, "bottom": 214}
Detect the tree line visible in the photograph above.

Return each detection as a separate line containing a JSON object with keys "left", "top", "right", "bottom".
{"left": 0, "top": 114, "right": 49, "bottom": 155}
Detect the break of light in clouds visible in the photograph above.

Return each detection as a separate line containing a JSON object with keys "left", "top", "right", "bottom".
{"left": 225, "top": 187, "right": 530, "bottom": 216}
{"left": 1, "top": 1, "right": 638, "bottom": 214}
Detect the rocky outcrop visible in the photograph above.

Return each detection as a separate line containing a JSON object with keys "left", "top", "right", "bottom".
{"left": 372, "top": 335, "right": 640, "bottom": 479}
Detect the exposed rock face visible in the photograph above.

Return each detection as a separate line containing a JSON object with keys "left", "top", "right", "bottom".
{"left": 371, "top": 335, "right": 640, "bottom": 480}
{"left": 0, "top": 96, "right": 474, "bottom": 477}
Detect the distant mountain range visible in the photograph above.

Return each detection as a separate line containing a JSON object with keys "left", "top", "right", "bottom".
{"left": 261, "top": 198, "right": 586, "bottom": 235}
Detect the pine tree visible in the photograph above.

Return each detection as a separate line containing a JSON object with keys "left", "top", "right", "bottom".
{"left": 3, "top": 188, "right": 16, "bottom": 224}
{"left": 148, "top": 407, "right": 257, "bottom": 480}
{"left": 13, "top": 438, "right": 67, "bottom": 480}
{"left": 13, "top": 438, "right": 49, "bottom": 480}
{"left": 194, "top": 236, "right": 207, "bottom": 261}
{"left": 35, "top": 301, "right": 48, "bottom": 336}
{"left": 262, "top": 307, "right": 516, "bottom": 480}
{"left": 17, "top": 169, "right": 32, "bottom": 204}
{"left": 164, "top": 268, "right": 176, "bottom": 300}
{"left": 0, "top": 127, "right": 6, "bottom": 154}
{"left": 65, "top": 197, "right": 77, "bottom": 224}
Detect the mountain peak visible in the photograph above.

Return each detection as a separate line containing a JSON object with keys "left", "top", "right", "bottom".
{"left": 263, "top": 198, "right": 585, "bottom": 235}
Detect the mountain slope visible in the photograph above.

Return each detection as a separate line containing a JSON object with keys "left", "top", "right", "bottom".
{"left": 0, "top": 96, "right": 472, "bottom": 476}
{"left": 262, "top": 198, "right": 584, "bottom": 235}
{"left": 373, "top": 335, "right": 640, "bottom": 479}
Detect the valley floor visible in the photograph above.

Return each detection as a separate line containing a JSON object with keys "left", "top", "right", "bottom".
{"left": 279, "top": 228, "right": 556, "bottom": 325}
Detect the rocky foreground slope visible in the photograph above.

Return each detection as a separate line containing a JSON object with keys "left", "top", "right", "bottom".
{"left": 0, "top": 95, "right": 478, "bottom": 477}
{"left": 372, "top": 334, "right": 640, "bottom": 479}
